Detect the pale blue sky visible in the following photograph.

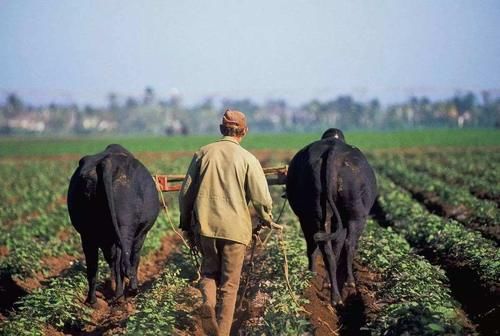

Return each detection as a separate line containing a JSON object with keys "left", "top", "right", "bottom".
{"left": 1, "top": 0, "right": 499, "bottom": 106}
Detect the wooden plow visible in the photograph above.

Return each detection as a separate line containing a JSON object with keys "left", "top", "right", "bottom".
{"left": 154, "top": 165, "right": 288, "bottom": 192}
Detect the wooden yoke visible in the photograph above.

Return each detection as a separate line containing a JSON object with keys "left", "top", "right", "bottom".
{"left": 263, "top": 165, "right": 288, "bottom": 186}
{"left": 154, "top": 165, "right": 288, "bottom": 192}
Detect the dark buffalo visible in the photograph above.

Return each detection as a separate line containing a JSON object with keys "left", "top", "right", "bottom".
{"left": 286, "top": 128, "right": 377, "bottom": 305}
{"left": 67, "top": 144, "right": 160, "bottom": 305}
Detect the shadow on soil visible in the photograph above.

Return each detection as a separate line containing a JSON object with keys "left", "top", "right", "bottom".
{"left": 0, "top": 274, "right": 29, "bottom": 317}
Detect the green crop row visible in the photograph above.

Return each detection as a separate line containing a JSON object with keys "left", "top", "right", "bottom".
{"left": 358, "top": 220, "right": 470, "bottom": 335}
{"left": 376, "top": 174, "right": 500, "bottom": 288}
{"left": 428, "top": 151, "right": 500, "bottom": 186}
{"left": 372, "top": 156, "right": 499, "bottom": 231}
{"left": 0, "top": 161, "right": 73, "bottom": 226}
{"left": 0, "top": 260, "right": 97, "bottom": 336}
{"left": 0, "top": 205, "right": 80, "bottom": 278}
{"left": 125, "top": 249, "right": 195, "bottom": 335}
{"left": 403, "top": 155, "right": 500, "bottom": 204}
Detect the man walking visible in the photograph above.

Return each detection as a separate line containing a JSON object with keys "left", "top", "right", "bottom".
{"left": 179, "top": 109, "right": 273, "bottom": 336}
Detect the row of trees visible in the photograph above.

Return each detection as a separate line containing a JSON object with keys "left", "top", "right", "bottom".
{"left": 1, "top": 88, "right": 499, "bottom": 135}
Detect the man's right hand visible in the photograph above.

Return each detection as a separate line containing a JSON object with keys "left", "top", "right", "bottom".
{"left": 260, "top": 218, "right": 272, "bottom": 228}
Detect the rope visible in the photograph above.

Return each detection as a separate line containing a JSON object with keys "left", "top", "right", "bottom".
{"left": 269, "top": 218, "right": 339, "bottom": 334}
{"left": 262, "top": 197, "right": 288, "bottom": 246}
{"left": 237, "top": 196, "right": 311, "bottom": 317}
{"left": 272, "top": 222, "right": 307, "bottom": 312}
{"left": 153, "top": 175, "right": 201, "bottom": 282}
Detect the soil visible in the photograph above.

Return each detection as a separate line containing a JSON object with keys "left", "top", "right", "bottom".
{"left": 0, "top": 245, "right": 8, "bottom": 258}
{"left": 304, "top": 269, "right": 340, "bottom": 336}
{"left": 15, "top": 254, "right": 78, "bottom": 292}
{"left": 300, "top": 258, "right": 381, "bottom": 336}
{"left": 230, "top": 243, "right": 270, "bottom": 334}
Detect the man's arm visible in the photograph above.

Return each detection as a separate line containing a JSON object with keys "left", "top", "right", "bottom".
{"left": 178, "top": 152, "right": 200, "bottom": 231}
{"left": 246, "top": 156, "right": 273, "bottom": 224}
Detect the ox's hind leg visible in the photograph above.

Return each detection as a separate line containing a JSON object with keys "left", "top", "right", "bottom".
{"left": 306, "top": 233, "right": 320, "bottom": 273}
{"left": 113, "top": 245, "right": 125, "bottom": 301}
{"left": 345, "top": 217, "right": 365, "bottom": 287}
{"left": 308, "top": 242, "right": 320, "bottom": 274}
{"left": 82, "top": 237, "right": 99, "bottom": 306}
{"left": 299, "top": 219, "right": 320, "bottom": 273}
{"left": 128, "top": 232, "right": 148, "bottom": 294}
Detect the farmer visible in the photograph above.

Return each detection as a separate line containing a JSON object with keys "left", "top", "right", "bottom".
{"left": 179, "top": 109, "right": 273, "bottom": 336}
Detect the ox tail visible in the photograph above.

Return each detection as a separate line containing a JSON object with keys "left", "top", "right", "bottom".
{"left": 102, "top": 158, "right": 131, "bottom": 278}
{"left": 319, "top": 147, "right": 343, "bottom": 242}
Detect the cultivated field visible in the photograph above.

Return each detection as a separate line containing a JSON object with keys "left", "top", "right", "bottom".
{"left": 0, "top": 130, "right": 499, "bottom": 335}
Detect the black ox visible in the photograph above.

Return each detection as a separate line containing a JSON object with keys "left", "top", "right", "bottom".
{"left": 286, "top": 128, "right": 377, "bottom": 305}
{"left": 67, "top": 144, "right": 160, "bottom": 305}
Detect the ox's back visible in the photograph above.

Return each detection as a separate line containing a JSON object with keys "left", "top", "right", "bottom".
{"left": 67, "top": 144, "right": 159, "bottom": 238}
{"left": 287, "top": 138, "right": 376, "bottom": 222}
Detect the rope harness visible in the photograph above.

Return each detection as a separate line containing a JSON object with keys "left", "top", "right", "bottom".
{"left": 236, "top": 198, "right": 304, "bottom": 314}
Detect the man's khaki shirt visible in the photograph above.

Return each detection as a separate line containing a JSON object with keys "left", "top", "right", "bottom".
{"left": 179, "top": 136, "right": 273, "bottom": 246}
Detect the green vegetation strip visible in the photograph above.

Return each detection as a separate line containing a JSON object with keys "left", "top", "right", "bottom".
{"left": 0, "top": 161, "right": 72, "bottom": 226}
{"left": 431, "top": 152, "right": 500, "bottom": 187}
{"left": 358, "top": 220, "right": 469, "bottom": 335}
{"left": 1, "top": 129, "right": 499, "bottom": 157}
{"left": 373, "top": 156, "right": 499, "bottom": 230}
{"left": 0, "top": 205, "right": 80, "bottom": 278}
{"left": 404, "top": 154, "right": 500, "bottom": 203}
{"left": 0, "top": 260, "right": 98, "bottom": 336}
{"left": 125, "top": 251, "right": 194, "bottom": 335}
{"left": 245, "top": 211, "right": 313, "bottom": 335}
{"left": 376, "top": 175, "right": 500, "bottom": 288}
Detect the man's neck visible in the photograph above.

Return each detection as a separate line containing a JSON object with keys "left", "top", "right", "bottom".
{"left": 228, "top": 136, "right": 242, "bottom": 144}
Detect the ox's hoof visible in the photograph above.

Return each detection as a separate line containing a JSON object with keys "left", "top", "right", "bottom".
{"left": 345, "top": 281, "right": 356, "bottom": 288}
{"left": 85, "top": 298, "right": 100, "bottom": 309}
{"left": 127, "top": 287, "right": 138, "bottom": 297}
{"left": 111, "top": 294, "right": 126, "bottom": 305}
{"left": 332, "top": 300, "right": 344, "bottom": 307}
